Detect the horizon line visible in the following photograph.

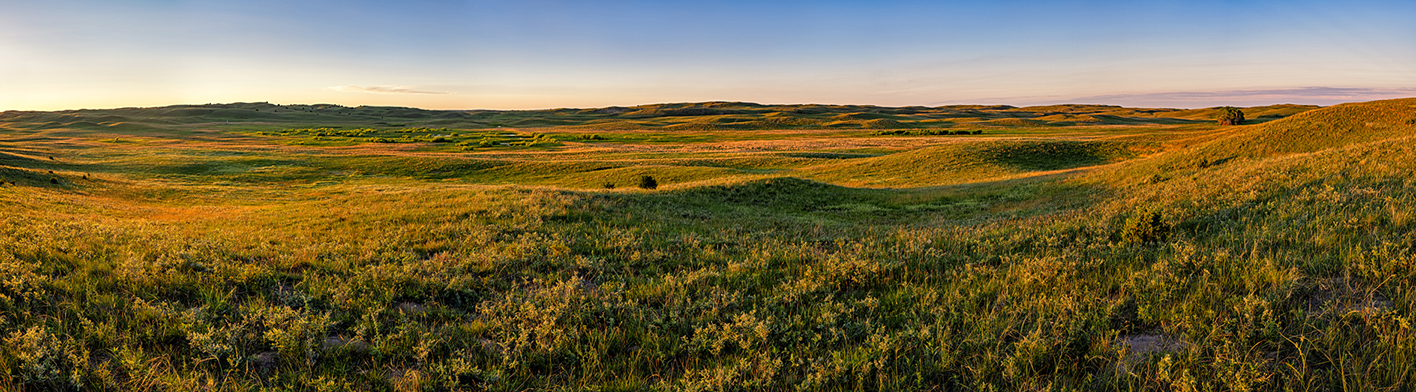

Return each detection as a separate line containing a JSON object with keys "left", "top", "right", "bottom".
{"left": 12, "top": 97, "right": 1414, "bottom": 113}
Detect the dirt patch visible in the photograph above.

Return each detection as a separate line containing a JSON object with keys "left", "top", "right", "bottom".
{"left": 1116, "top": 332, "right": 1186, "bottom": 367}
{"left": 251, "top": 351, "right": 278, "bottom": 374}
{"left": 1307, "top": 277, "right": 1395, "bottom": 316}
{"left": 323, "top": 336, "right": 369, "bottom": 352}
{"left": 397, "top": 302, "right": 427, "bottom": 314}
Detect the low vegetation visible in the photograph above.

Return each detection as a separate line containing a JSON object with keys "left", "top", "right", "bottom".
{"left": 3, "top": 98, "right": 1415, "bottom": 391}
{"left": 638, "top": 175, "right": 659, "bottom": 190}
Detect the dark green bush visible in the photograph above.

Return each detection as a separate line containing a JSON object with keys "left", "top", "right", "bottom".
{"left": 1217, "top": 107, "right": 1245, "bottom": 125}
{"left": 638, "top": 175, "right": 658, "bottom": 190}
{"left": 1121, "top": 209, "right": 1169, "bottom": 244}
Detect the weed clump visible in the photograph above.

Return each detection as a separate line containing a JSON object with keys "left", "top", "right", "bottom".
{"left": 638, "top": 175, "right": 658, "bottom": 190}
{"left": 5, "top": 326, "right": 85, "bottom": 389}
{"left": 1121, "top": 208, "right": 1170, "bottom": 244}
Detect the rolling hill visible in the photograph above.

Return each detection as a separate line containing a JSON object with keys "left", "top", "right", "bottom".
{"left": 6, "top": 98, "right": 1416, "bottom": 391}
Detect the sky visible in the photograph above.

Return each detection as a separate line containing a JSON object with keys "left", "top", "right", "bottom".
{"left": 1, "top": 0, "right": 1414, "bottom": 110}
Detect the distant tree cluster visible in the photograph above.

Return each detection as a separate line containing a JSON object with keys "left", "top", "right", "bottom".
{"left": 1217, "top": 107, "right": 1245, "bottom": 126}
{"left": 873, "top": 129, "right": 983, "bottom": 136}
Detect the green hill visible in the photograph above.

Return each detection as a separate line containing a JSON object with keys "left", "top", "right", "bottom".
{"left": 1205, "top": 98, "right": 1416, "bottom": 157}
{"left": 800, "top": 140, "right": 1146, "bottom": 187}
{"left": 1094, "top": 98, "right": 1416, "bottom": 186}
{"left": 0, "top": 101, "right": 1322, "bottom": 135}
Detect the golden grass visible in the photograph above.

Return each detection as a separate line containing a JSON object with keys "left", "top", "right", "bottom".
{"left": 5, "top": 98, "right": 1416, "bottom": 390}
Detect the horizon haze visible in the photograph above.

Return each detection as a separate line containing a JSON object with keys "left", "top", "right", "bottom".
{"left": 3, "top": 0, "right": 1414, "bottom": 111}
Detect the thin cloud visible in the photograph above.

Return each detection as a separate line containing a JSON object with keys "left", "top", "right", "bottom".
{"left": 1067, "top": 87, "right": 1416, "bottom": 108}
{"left": 330, "top": 85, "right": 452, "bottom": 95}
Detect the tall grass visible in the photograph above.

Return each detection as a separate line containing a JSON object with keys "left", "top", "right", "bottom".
{"left": 2, "top": 99, "right": 1413, "bottom": 390}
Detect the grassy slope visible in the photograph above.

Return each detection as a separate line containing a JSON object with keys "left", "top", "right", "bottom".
{"left": 1206, "top": 98, "right": 1416, "bottom": 157}
{"left": 799, "top": 140, "right": 1149, "bottom": 187}
{"left": 0, "top": 101, "right": 1319, "bottom": 136}
{"left": 6, "top": 99, "right": 1416, "bottom": 391}
{"left": 1100, "top": 98, "right": 1416, "bottom": 184}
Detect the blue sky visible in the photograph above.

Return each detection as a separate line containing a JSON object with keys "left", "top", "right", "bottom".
{"left": 2, "top": 0, "right": 1413, "bottom": 110}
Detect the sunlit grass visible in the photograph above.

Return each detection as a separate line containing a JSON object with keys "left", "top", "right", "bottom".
{"left": 4, "top": 99, "right": 1415, "bottom": 390}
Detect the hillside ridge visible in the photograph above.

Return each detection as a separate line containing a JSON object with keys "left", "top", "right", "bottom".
{"left": 1, "top": 101, "right": 1326, "bottom": 134}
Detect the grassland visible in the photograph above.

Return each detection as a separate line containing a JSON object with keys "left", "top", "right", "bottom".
{"left": 2, "top": 98, "right": 1414, "bottom": 391}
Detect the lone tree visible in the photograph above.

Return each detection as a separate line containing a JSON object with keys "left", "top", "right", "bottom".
{"left": 1217, "top": 106, "right": 1245, "bottom": 126}
{"left": 638, "top": 175, "right": 658, "bottom": 190}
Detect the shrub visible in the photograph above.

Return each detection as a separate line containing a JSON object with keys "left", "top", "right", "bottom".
{"left": 1217, "top": 107, "right": 1245, "bottom": 125}
{"left": 49, "top": 177, "right": 58, "bottom": 184}
{"left": 638, "top": 175, "right": 658, "bottom": 190}
{"left": 5, "top": 326, "right": 85, "bottom": 389}
{"left": 1121, "top": 208, "right": 1170, "bottom": 244}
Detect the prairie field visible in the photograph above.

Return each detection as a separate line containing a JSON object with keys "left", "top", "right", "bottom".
{"left": 3, "top": 99, "right": 1416, "bottom": 391}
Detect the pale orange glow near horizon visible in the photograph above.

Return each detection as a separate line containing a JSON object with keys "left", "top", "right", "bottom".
{"left": 3, "top": 1, "right": 1414, "bottom": 111}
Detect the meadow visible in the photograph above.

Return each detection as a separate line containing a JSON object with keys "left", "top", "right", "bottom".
{"left": 1, "top": 99, "right": 1414, "bottom": 391}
